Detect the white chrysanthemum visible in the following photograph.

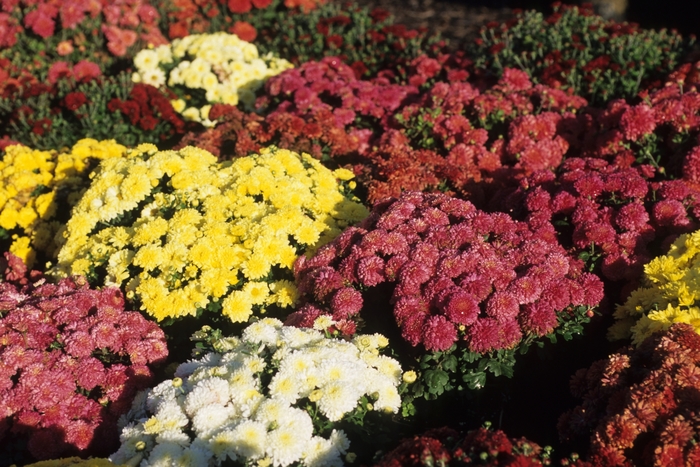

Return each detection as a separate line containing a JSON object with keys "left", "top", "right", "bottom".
{"left": 267, "top": 372, "right": 302, "bottom": 403}
{"left": 155, "top": 429, "right": 190, "bottom": 447}
{"left": 316, "top": 381, "right": 363, "bottom": 422}
{"left": 242, "top": 318, "right": 283, "bottom": 346}
{"left": 277, "top": 350, "right": 313, "bottom": 375}
{"left": 266, "top": 422, "right": 312, "bottom": 467}
{"left": 141, "top": 68, "right": 167, "bottom": 88}
{"left": 175, "top": 360, "right": 204, "bottom": 379}
{"left": 150, "top": 400, "right": 189, "bottom": 433}
{"left": 184, "top": 377, "right": 231, "bottom": 416}
{"left": 330, "top": 429, "right": 350, "bottom": 454}
{"left": 177, "top": 444, "right": 214, "bottom": 467}
{"left": 118, "top": 389, "right": 149, "bottom": 430}
{"left": 363, "top": 354, "right": 402, "bottom": 384}
{"left": 312, "top": 315, "right": 336, "bottom": 331}
{"left": 145, "top": 442, "right": 184, "bottom": 467}
{"left": 317, "top": 358, "right": 356, "bottom": 383}
{"left": 230, "top": 420, "right": 267, "bottom": 459}
{"left": 109, "top": 422, "right": 154, "bottom": 464}
{"left": 253, "top": 398, "right": 288, "bottom": 427}
{"left": 146, "top": 380, "right": 180, "bottom": 413}
{"left": 209, "top": 428, "right": 239, "bottom": 463}
{"left": 191, "top": 404, "right": 235, "bottom": 438}
{"left": 279, "top": 326, "right": 323, "bottom": 349}
{"left": 243, "top": 355, "right": 266, "bottom": 374}
{"left": 303, "top": 435, "right": 343, "bottom": 467}
{"left": 372, "top": 381, "right": 402, "bottom": 414}
{"left": 134, "top": 48, "right": 160, "bottom": 71}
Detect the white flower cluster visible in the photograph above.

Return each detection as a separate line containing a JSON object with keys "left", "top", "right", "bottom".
{"left": 131, "top": 32, "right": 294, "bottom": 124}
{"left": 110, "top": 318, "right": 404, "bottom": 467}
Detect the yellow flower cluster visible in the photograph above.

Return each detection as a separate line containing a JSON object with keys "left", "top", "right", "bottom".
{"left": 53, "top": 145, "right": 368, "bottom": 324}
{"left": 0, "top": 139, "right": 127, "bottom": 267}
{"left": 609, "top": 230, "right": 700, "bottom": 345}
{"left": 131, "top": 32, "right": 294, "bottom": 121}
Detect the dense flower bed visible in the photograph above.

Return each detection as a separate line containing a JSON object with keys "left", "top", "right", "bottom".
{"left": 1, "top": 1, "right": 700, "bottom": 466}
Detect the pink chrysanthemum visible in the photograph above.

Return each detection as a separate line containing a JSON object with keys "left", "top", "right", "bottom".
{"left": 357, "top": 255, "right": 386, "bottom": 287}
{"left": 422, "top": 315, "right": 458, "bottom": 351}
{"left": 330, "top": 287, "right": 363, "bottom": 320}
{"left": 442, "top": 290, "right": 480, "bottom": 326}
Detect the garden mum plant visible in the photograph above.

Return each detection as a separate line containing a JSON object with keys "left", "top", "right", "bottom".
{"left": 0, "top": 139, "right": 128, "bottom": 268}
{"left": 558, "top": 323, "right": 700, "bottom": 466}
{"left": 0, "top": 253, "right": 168, "bottom": 463}
{"left": 110, "top": 317, "right": 406, "bottom": 466}
{"left": 468, "top": 2, "right": 693, "bottom": 105}
{"left": 609, "top": 229, "right": 700, "bottom": 345}
{"left": 51, "top": 144, "right": 368, "bottom": 325}
{"left": 288, "top": 191, "right": 603, "bottom": 395}
{"left": 131, "top": 32, "right": 294, "bottom": 119}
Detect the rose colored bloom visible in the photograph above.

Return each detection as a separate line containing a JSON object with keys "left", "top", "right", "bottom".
{"left": 330, "top": 287, "right": 363, "bottom": 320}
{"left": 652, "top": 199, "right": 690, "bottom": 227}
{"left": 422, "top": 315, "right": 457, "bottom": 351}
{"left": 101, "top": 24, "right": 137, "bottom": 57}
{"left": 47, "top": 61, "right": 72, "bottom": 84}
{"left": 614, "top": 201, "right": 650, "bottom": 231}
{"left": 63, "top": 91, "right": 87, "bottom": 111}
{"left": 485, "top": 291, "right": 520, "bottom": 322}
{"left": 23, "top": 3, "right": 57, "bottom": 39}
{"left": 357, "top": 255, "right": 386, "bottom": 287}
{"left": 501, "top": 68, "right": 532, "bottom": 92}
{"left": 72, "top": 60, "right": 101, "bottom": 82}
{"left": 467, "top": 317, "right": 521, "bottom": 354}
{"left": 442, "top": 290, "right": 480, "bottom": 326}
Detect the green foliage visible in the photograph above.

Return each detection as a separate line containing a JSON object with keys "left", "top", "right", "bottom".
{"left": 468, "top": 3, "right": 694, "bottom": 105}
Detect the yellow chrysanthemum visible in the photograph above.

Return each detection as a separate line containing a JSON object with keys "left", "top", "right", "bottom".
{"left": 53, "top": 145, "right": 366, "bottom": 325}
{"left": 222, "top": 290, "right": 254, "bottom": 323}
{"left": 613, "top": 230, "right": 700, "bottom": 344}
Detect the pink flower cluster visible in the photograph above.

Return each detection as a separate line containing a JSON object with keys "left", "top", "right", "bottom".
{"left": 498, "top": 157, "right": 700, "bottom": 286}
{"left": 288, "top": 191, "right": 603, "bottom": 353}
{"left": 0, "top": 253, "right": 168, "bottom": 461}
{"left": 256, "top": 60, "right": 589, "bottom": 205}
{"left": 262, "top": 55, "right": 420, "bottom": 130}
{"left": 367, "top": 68, "right": 586, "bottom": 204}
{"left": 1, "top": 0, "right": 166, "bottom": 56}
{"left": 558, "top": 323, "right": 700, "bottom": 467}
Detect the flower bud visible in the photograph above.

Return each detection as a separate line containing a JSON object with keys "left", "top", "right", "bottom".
{"left": 402, "top": 370, "right": 417, "bottom": 384}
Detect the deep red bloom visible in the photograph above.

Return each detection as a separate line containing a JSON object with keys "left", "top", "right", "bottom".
{"left": 619, "top": 103, "right": 656, "bottom": 141}
{"left": 63, "top": 91, "right": 87, "bottom": 111}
